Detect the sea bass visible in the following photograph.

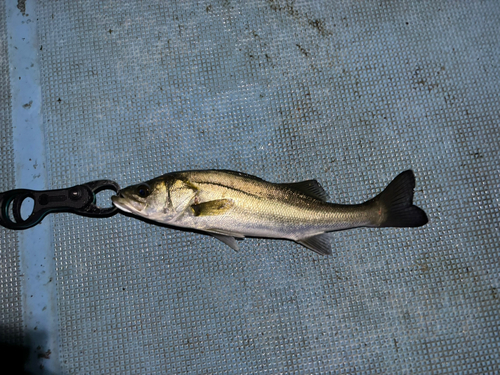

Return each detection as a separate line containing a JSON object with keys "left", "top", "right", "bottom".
{"left": 111, "top": 170, "right": 428, "bottom": 255}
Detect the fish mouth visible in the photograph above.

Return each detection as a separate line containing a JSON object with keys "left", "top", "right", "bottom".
{"left": 111, "top": 194, "right": 145, "bottom": 214}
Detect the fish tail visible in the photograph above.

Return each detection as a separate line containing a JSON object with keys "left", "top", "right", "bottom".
{"left": 370, "top": 170, "right": 428, "bottom": 227}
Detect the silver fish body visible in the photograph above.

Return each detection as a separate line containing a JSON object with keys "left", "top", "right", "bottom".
{"left": 111, "top": 170, "right": 428, "bottom": 255}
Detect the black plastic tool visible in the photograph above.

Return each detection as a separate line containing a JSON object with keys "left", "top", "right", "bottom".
{"left": 0, "top": 180, "right": 120, "bottom": 230}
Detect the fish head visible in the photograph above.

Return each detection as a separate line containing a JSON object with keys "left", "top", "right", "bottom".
{"left": 111, "top": 177, "right": 169, "bottom": 220}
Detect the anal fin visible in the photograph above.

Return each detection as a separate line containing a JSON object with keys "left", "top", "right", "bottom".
{"left": 296, "top": 233, "right": 331, "bottom": 255}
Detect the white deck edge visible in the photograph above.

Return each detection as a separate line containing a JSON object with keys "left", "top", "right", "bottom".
{"left": 6, "top": 0, "right": 60, "bottom": 373}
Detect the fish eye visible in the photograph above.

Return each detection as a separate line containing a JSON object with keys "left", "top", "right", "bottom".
{"left": 137, "top": 184, "right": 150, "bottom": 198}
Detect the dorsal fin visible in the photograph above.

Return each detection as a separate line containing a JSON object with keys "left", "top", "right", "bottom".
{"left": 215, "top": 169, "right": 266, "bottom": 182}
{"left": 279, "top": 180, "right": 329, "bottom": 201}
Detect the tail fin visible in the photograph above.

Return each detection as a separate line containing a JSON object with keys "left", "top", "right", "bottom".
{"left": 373, "top": 170, "right": 428, "bottom": 227}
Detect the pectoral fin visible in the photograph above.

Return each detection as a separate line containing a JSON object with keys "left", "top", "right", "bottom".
{"left": 191, "top": 199, "right": 234, "bottom": 216}
{"left": 296, "top": 233, "right": 331, "bottom": 255}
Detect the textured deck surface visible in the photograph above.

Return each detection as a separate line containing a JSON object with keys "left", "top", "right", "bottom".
{"left": 2, "top": 0, "right": 499, "bottom": 373}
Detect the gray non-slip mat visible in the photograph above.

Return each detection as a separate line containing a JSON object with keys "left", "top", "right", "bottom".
{"left": 2, "top": 0, "right": 499, "bottom": 373}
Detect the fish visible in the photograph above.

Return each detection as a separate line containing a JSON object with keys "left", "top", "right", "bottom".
{"left": 111, "top": 169, "right": 428, "bottom": 255}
